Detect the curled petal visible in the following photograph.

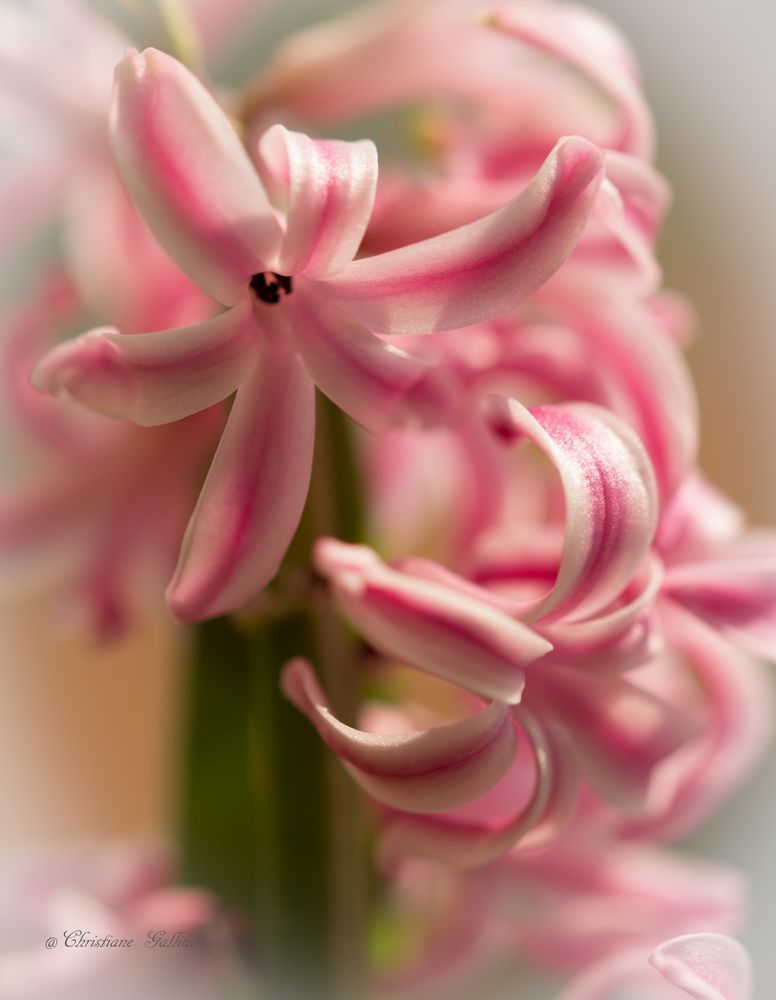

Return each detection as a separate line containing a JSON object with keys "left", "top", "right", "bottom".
{"left": 326, "top": 137, "right": 605, "bottom": 335}
{"left": 529, "top": 668, "right": 699, "bottom": 811}
{"left": 111, "top": 48, "right": 282, "bottom": 305}
{"left": 486, "top": 399, "right": 658, "bottom": 624}
{"left": 471, "top": 532, "right": 663, "bottom": 671}
{"left": 283, "top": 291, "right": 456, "bottom": 432}
{"left": 257, "top": 124, "right": 378, "bottom": 279}
{"left": 31, "top": 300, "right": 256, "bottom": 426}
{"left": 577, "top": 156, "right": 667, "bottom": 294}
{"left": 281, "top": 658, "right": 517, "bottom": 812}
{"left": 650, "top": 934, "right": 753, "bottom": 1000}
{"left": 537, "top": 277, "right": 698, "bottom": 504}
{"left": 486, "top": 3, "right": 654, "bottom": 158}
{"left": 166, "top": 336, "right": 315, "bottom": 622}
{"left": 377, "top": 711, "right": 561, "bottom": 867}
{"left": 314, "top": 538, "right": 551, "bottom": 703}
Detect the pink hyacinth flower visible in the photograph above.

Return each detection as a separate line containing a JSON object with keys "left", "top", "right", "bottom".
{"left": 32, "top": 48, "right": 605, "bottom": 622}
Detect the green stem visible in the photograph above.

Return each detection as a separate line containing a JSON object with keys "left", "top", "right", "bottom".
{"left": 181, "top": 393, "right": 370, "bottom": 998}
{"left": 179, "top": 617, "right": 258, "bottom": 920}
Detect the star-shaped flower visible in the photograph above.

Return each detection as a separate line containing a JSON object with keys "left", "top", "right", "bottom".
{"left": 33, "top": 48, "right": 604, "bottom": 622}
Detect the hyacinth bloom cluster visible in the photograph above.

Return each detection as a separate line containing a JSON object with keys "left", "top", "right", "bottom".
{"left": 3, "top": 0, "right": 775, "bottom": 998}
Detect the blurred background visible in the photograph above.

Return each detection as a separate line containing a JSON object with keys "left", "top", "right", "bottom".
{"left": 1, "top": 0, "right": 775, "bottom": 994}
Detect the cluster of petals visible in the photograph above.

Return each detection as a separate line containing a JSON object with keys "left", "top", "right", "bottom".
{"left": 4, "top": 0, "right": 773, "bottom": 996}
{"left": 32, "top": 45, "right": 610, "bottom": 622}
{"left": 375, "top": 841, "right": 748, "bottom": 998}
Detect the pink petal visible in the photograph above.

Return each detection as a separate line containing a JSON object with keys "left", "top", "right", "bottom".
{"left": 166, "top": 336, "right": 315, "bottom": 622}
{"left": 31, "top": 300, "right": 257, "bottom": 426}
{"left": 575, "top": 154, "right": 669, "bottom": 295}
{"left": 528, "top": 668, "right": 699, "bottom": 811}
{"left": 313, "top": 538, "right": 551, "bottom": 704}
{"left": 62, "top": 163, "right": 209, "bottom": 335}
{"left": 657, "top": 473, "right": 744, "bottom": 564}
{"left": 558, "top": 948, "right": 678, "bottom": 1000}
{"left": 650, "top": 934, "right": 753, "bottom": 1000}
{"left": 503, "top": 841, "right": 745, "bottom": 976}
{"left": 486, "top": 3, "right": 654, "bottom": 158}
{"left": 111, "top": 48, "right": 282, "bottom": 305}
{"left": 664, "top": 543, "right": 776, "bottom": 661}
{"left": 377, "top": 711, "right": 561, "bottom": 867}
{"left": 281, "top": 658, "right": 517, "bottom": 812}
{"left": 535, "top": 276, "right": 698, "bottom": 504}
{"left": 283, "top": 290, "right": 456, "bottom": 432}
{"left": 538, "top": 556, "right": 664, "bottom": 672}
{"left": 623, "top": 604, "right": 772, "bottom": 841}
{"left": 1, "top": 272, "right": 113, "bottom": 456}
{"left": 486, "top": 399, "right": 658, "bottom": 624}
{"left": 326, "top": 136, "right": 605, "bottom": 335}
{"left": 256, "top": 124, "right": 377, "bottom": 280}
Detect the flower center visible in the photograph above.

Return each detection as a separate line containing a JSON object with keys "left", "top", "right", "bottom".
{"left": 250, "top": 272, "right": 293, "bottom": 305}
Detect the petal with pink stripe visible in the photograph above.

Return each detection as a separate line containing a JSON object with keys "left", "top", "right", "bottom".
{"left": 284, "top": 291, "right": 455, "bottom": 432}
{"left": 257, "top": 124, "right": 377, "bottom": 280}
{"left": 31, "top": 299, "right": 257, "bottom": 426}
{"left": 313, "top": 538, "right": 551, "bottom": 704}
{"left": 111, "top": 48, "right": 282, "bottom": 305}
{"left": 166, "top": 334, "right": 315, "bottom": 622}
{"left": 326, "top": 136, "right": 604, "bottom": 335}
{"left": 281, "top": 658, "right": 517, "bottom": 813}
{"left": 377, "top": 712, "right": 569, "bottom": 867}
{"left": 486, "top": 4, "right": 654, "bottom": 158}
{"left": 485, "top": 398, "right": 659, "bottom": 624}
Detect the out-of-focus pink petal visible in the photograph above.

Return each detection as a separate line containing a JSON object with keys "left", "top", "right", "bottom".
{"left": 486, "top": 3, "right": 654, "bottom": 159}
{"left": 313, "top": 538, "right": 551, "bottom": 703}
{"left": 657, "top": 473, "right": 744, "bottom": 564}
{"left": 576, "top": 152, "right": 670, "bottom": 294}
{"left": 663, "top": 541, "right": 776, "bottom": 661}
{"left": 326, "top": 137, "right": 604, "bottom": 335}
{"left": 539, "top": 556, "right": 664, "bottom": 672}
{"left": 282, "top": 658, "right": 517, "bottom": 812}
{"left": 623, "top": 604, "right": 773, "bottom": 840}
{"left": 256, "top": 124, "right": 377, "bottom": 279}
{"left": 62, "top": 164, "right": 209, "bottom": 334}
{"left": 111, "top": 48, "right": 282, "bottom": 305}
{"left": 537, "top": 275, "right": 698, "bottom": 503}
{"left": 558, "top": 948, "right": 679, "bottom": 1000}
{"left": 528, "top": 668, "right": 699, "bottom": 810}
{"left": 471, "top": 531, "right": 663, "bottom": 671}
{"left": 486, "top": 399, "right": 658, "bottom": 624}
{"left": 282, "top": 291, "right": 456, "bottom": 432}
{"left": 377, "top": 711, "right": 560, "bottom": 867}
{"left": 1, "top": 273, "right": 113, "bottom": 456}
{"left": 187, "top": 0, "right": 271, "bottom": 65}
{"left": 166, "top": 335, "right": 315, "bottom": 622}
{"left": 650, "top": 934, "right": 753, "bottom": 1000}
{"left": 0, "top": 0, "right": 125, "bottom": 132}
{"left": 501, "top": 840, "right": 745, "bottom": 976}
{"left": 31, "top": 300, "right": 256, "bottom": 426}
{"left": 241, "top": 0, "right": 461, "bottom": 124}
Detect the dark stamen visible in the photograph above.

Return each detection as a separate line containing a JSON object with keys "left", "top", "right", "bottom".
{"left": 250, "top": 271, "right": 294, "bottom": 304}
